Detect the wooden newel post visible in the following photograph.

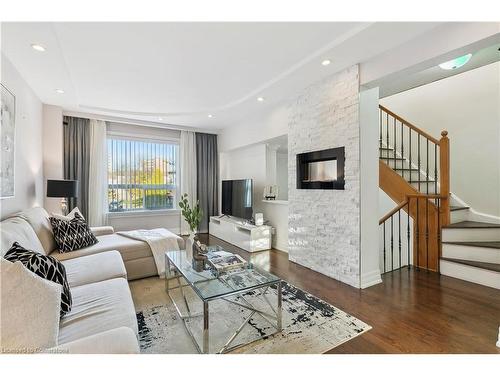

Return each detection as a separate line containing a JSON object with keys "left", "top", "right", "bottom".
{"left": 439, "top": 130, "right": 450, "bottom": 226}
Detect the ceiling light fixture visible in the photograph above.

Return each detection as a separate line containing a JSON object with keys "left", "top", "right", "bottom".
{"left": 31, "top": 44, "right": 46, "bottom": 52}
{"left": 55, "top": 89, "right": 65, "bottom": 94}
{"left": 438, "top": 54, "right": 472, "bottom": 70}
{"left": 257, "top": 97, "right": 265, "bottom": 102}
{"left": 321, "top": 59, "right": 331, "bottom": 66}
{"left": 208, "top": 114, "right": 213, "bottom": 118}
{"left": 158, "top": 117, "right": 163, "bottom": 121}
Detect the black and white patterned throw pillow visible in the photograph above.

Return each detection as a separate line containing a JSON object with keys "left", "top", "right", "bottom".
{"left": 4, "top": 242, "right": 72, "bottom": 316}
{"left": 49, "top": 212, "right": 98, "bottom": 253}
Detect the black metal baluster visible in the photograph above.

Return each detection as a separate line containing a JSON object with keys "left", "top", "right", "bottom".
{"left": 426, "top": 197, "right": 429, "bottom": 271}
{"left": 386, "top": 113, "right": 389, "bottom": 152}
{"left": 393, "top": 117, "right": 397, "bottom": 169}
{"left": 426, "top": 139, "right": 429, "bottom": 195}
{"left": 383, "top": 222, "right": 386, "bottom": 273}
{"left": 391, "top": 216, "right": 394, "bottom": 272}
{"left": 418, "top": 134, "right": 421, "bottom": 192}
{"left": 399, "top": 209, "right": 402, "bottom": 269}
{"left": 379, "top": 109, "right": 383, "bottom": 149}
{"left": 401, "top": 119, "right": 404, "bottom": 176}
{"left": 437, "top": 198, "right": 441, "bottom": 274}
{"left": 407, "top": 200, "right": 411, "bottom": 269}
{"left": 434, "top": 143, "right": 438, "bottom": 204}
{"left": 409, "top": 129, "right": 412, "bottom": 182}
{"left": 416, "top": 197, "right": 420, "bottom": 270}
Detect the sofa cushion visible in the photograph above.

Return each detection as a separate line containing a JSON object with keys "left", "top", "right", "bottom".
{"left": 51, "top": 233, "right": 152, "bottom": 262}
{"left": 0, "top": 217, "right": 46, "bottom": 256}
{"left": 0, "top": 258, "right": 62, "bottom": 353}
{"left": 49, "top": 212, "right": 98, "bottom": 252}
{"left": 4, "top": 242, "right": 72, "bottom": 316}
{"left": 62, "top": 250, "right": 127, "bottom": 288}
{"left": 90, "top": 226, "right": 114, "bottom": 236}
{"left": 13, "top": 207, "right": 57, "bottom": 255}
{"left": 49, "top": 327, "right": 140, "bottom": 354}
{"left": 51, "top": 207, "right": 84, "bottom": 221}
{"left": 58, "top": 278, "right": 138, "bottom": 345}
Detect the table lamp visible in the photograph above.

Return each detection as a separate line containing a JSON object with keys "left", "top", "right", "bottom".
{"left": 47, "top": 179, "right": 78, "bottom": 215}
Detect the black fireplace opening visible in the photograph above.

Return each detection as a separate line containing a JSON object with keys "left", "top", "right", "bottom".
{"left": 296, "top": 147, "right": 345, "bottom": 190}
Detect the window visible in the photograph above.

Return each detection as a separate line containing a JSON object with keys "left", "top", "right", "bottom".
{"left": 107, "top": 137, "right": 178, "bottom": 212}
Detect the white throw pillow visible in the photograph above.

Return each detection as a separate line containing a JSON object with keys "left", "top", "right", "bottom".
{"left": 0, "top": 258, "right": 62, "bottom": 353}
{"left": 51, "top": 207, "right": 84, "bottom": 221}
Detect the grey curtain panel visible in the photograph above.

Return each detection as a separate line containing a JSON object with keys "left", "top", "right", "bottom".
{"left": 63, "top": 116, "right": 90, "bottom": 218}
{"left": 196, "top": 133, "right": 219, "bottom": 233}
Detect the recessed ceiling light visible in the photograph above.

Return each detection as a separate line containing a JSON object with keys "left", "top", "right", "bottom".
{"left": 55, "top": 89, "right": 65, "bottom": 94}
{"left": 439, "top": 54, "right": 472, "bottom": 70}
{"left": 158, "top": 117, "right": 163, "bottom": 121}
{"left": 321, "top": 59, "right": 331, "bottom": 66}
{"left": 257, "top": 97, "right": 265, "bottom": 102}
{"left": 208, "top": 114, "right": 213, "bottom": 118}
{"left": 31, "top": 44, "right": 46, "bottom": 52}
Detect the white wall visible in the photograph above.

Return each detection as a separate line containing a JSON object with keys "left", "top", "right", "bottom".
{"left": 359, "top": 87, "right": 382, "bottom": 288}
{"left": 1, "top": 55, "right": 43, "bottom": 219}
{"left": 218, "top": 103, "right": 290, "bottom": 152}
{"left": 276, "top": 151, "right": 288, "bottom": 200}
{"left": 381, "top": 62, "right": 500, "bottom": 217}
{"left": 42, "top": 104, "right": 63, "bottom": 215}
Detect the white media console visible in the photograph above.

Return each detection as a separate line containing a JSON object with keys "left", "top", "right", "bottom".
{"left": 209, "top": 216, "right": 272, "bottom": 252}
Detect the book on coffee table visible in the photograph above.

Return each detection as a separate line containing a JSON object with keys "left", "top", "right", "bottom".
{"left": 206, "top": 250, "right": 247, "bottom": 274}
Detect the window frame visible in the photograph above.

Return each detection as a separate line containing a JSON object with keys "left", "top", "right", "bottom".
{"left": 106, "top": 131, "right": 181, "bottom": 215}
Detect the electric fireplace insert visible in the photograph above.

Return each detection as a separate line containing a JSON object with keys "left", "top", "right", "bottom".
{"left": 296, "top": 146, "right": 345, "bottom": 190}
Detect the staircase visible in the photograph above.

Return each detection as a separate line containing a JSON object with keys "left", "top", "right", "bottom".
{"left": 441, "top": 212, "right": 500, "bottom": 289}
{"left": 378, "top": 105, "right": 500, "bottom": 289}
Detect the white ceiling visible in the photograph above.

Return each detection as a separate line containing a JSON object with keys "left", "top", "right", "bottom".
{"left": 1, "top": 22, "right": 442, "bottom": 130}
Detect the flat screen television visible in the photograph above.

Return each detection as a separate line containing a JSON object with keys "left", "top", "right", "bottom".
{"left": 221, "top": 179, "right": 253, "bottom": 220}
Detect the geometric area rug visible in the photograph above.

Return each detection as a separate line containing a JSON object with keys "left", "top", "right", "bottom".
{"left": 130, "top": 277, "right": 371, "bottom": 354}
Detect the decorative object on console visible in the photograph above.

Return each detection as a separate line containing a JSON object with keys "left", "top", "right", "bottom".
{"left": 1, "top": 83, "right": 16, "bottom": 198}
{"left": 254, "top": 213, "right": 264, "bottom": 226}
{"left": 296, "top": 146, "right": 345, "bottom": 190}
{"left": 4, "top": 242, "right": 72, "bottom": 316}
{"left": 49, "top": 212, "right": 98, "bottom": 253}
{"left": 263, "top": 185, "right": 278, "bottom": 200}
{"left": 178, "top": 193, "right": 206, "bottom": 265}
{"left": 47, "top": 179, "right": 79, "bottom": 215}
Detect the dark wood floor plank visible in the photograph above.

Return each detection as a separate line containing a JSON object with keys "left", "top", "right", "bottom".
{"left": 199, "top": 234, "right": 500, "bottom": 354}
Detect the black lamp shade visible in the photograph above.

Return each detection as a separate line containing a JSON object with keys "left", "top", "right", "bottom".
{"left": 47, "top": 179, "right": 79, "bottom": 198}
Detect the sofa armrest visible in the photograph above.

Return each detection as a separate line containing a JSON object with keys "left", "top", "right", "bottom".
{"left": 47, "top": 327, "right": 139, "bottom": 354}
{"left": 90, "top": 226, "right": 114, "bottom": 236}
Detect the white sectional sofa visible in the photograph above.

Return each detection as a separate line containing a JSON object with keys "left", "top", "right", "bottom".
{"left": 12, "top": 207, "right": 185, "bottom": 280}
{"left": 0, "top": 207, "right": 170, "bottom": 353}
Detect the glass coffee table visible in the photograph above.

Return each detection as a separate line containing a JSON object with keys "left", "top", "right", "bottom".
{"left": 165, "top": 247, "right": 282, "bottom": 354}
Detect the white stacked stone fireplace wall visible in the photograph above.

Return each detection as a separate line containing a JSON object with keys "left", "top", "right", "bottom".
{"left": 288, "top": 65, "right": 361, "bottom": 288}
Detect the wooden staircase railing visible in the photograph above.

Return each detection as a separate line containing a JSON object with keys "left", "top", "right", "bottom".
{"left": 379, "top": 105, "right": 450, "bottom": 272}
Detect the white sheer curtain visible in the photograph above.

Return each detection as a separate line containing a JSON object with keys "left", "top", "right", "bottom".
{"left": 88, "top": 119, "right": 108, "bottom": 226}
{"left": 179, "top": 131, "right": 197, "bottom": 235}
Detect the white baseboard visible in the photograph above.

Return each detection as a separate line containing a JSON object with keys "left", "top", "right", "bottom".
{"left": 360, "top": 270, "right": 382, "bottom": 289}
{"left": 273, "top": 239, "right": 288, "bottom": 252}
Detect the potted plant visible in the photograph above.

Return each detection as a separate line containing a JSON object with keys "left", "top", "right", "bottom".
{"left": 178, "top": 193, "right": 205, "bottom": 268}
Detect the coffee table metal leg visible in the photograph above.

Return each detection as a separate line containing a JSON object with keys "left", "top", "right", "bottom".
{"left": 277, "top": 281, "right": 282, "bottom": 331}
{"left": 203, "top": 301, "right": 209, "bottom": 354}
{"left": 165, "top": 255, "right": 170, "bottom": 292}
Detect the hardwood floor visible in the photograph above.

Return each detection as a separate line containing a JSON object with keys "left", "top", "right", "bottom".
{"left": 198, "top": 234, "right": 500, "bottom": 354}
